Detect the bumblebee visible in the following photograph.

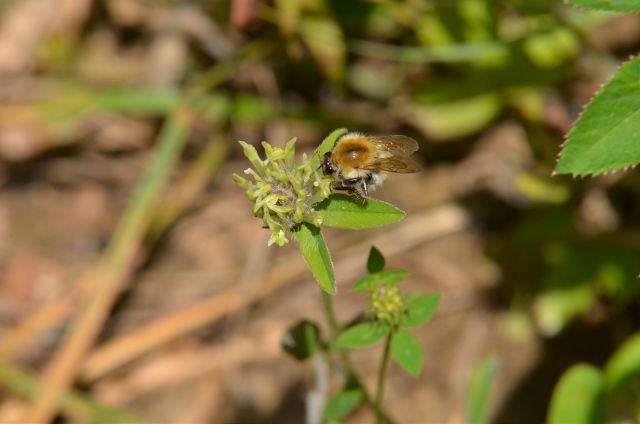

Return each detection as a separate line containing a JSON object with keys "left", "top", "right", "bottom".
{"left": 321, "top": 132, "right": 421, "bottom": 202}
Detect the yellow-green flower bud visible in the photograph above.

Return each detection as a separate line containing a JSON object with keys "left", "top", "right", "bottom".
{"left": 369, "top": 282, "right": 407, "bottom": 328}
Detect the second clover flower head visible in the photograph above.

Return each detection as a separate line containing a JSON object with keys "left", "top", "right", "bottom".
{"left": 369, "top": 282, "right": 407, "bottom": 328}
{"left": 232, "top": 138, "right": 332, "bottom": 246}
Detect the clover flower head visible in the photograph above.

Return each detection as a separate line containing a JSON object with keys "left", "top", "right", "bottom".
{"left": 233, "top": 138, "right": 332, "bottom": 246}
{"left": 369, "top": 282, "right": 407, "bottom": 327}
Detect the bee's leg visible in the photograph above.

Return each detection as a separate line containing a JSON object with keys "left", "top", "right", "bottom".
{"left": 346, "top": 178, "right": 368, "bottom": 204}
{"left": 361, "top": 177, "right": 369, "bottom": 198}
{"left": 333, "top": 179, "right": 367, "bottom": 204}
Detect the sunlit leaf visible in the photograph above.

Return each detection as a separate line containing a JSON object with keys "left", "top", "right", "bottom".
{"left": 275, "top": 0, "right": 301, "bottom": 36}
{"left": 605, "top": 332, "right": 640, "bottom": 393}
{"left": 402, "top": 93, "right": 502, "bottom": 141}
{"left": 467, "top": 357, "right": 499, "bottom": 424}
{"left": 323, "top": 388, "right": 364, "bottom": 422}
{"left": 300, "top": 17, "right": 346, "bottom": 81}
{"left": 534, "top": 284, "right": 595, "bottom": 336}
{"left": 400, "top": 294, "right": 440, "bottom": 328}
{"left": 347, "top": 61, "right": 403, "bottom": 100}
{"left": 390, "top": 332, "right": 423, "bottom": 377}
{"left": 548, "top": 364, "right": 605, "bottom": 424}
{"left": 314, "top": 194, "right": 406, "bottom": 229}
{"left": 337, "top": 323, "right": 389, "bottom": 349}
{"left": 568, "top": 0, "right": 640, "bottom": 11}
{"left": 522, "top": 28, "right": 579, "bottom": 68}
{"left": 292, "top": 223, "right": 335, "bottom": 294}
{"left": 555, "top": 58, "right": 640, "bottom": 176}
{"left": 513, "top": 172, "right": 570, "bottom": 204}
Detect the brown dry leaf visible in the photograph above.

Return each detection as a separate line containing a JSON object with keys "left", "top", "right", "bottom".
{"left": 146, "top": 32, "right": 188, "bottom": 88}
{"left": 76, "top": 29, "right": 148, "bottom": 85}
{"left": 0, "top": 398, "right": 30, "bottom": 424}
{"left": 453, "top": 122, "right": 534, "bottom": 204}
{"left": 231, "top": 0, "right": 257, "bottom": 29}
{"left": 578, "top": 187, "right": 619, "bottom": 235}
{"left": 87, "top": 116, "right": 155, "bottom": 153}
{"left": 0, "top": 105, "right": 50, "bottom": 161}
{"left": 0, "top": 0, "right": 91, "bottom": 75}
{"left": 589, "top": 15, "right": 640, "bottom": 51}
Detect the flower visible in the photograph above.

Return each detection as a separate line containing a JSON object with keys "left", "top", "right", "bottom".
{"left": 369, "top": 282, "right": 406, "bottom": 327}
{"left": 233, "top": 138, "right": 332, "bottom": 246}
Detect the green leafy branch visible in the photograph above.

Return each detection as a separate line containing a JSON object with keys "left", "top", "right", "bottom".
{"left": 555, "top": 2, "right": 640, "bottom": 176}
{"left": 283, "top": 247, "right": 441, "bottom": 424}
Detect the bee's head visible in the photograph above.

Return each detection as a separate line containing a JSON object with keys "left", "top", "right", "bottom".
{"left": 322, "top": 151, "right": 336, "bottom": 175}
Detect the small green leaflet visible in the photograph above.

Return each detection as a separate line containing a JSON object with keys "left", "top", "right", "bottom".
{"left": 400, "top": 294, "right": 440, "bottom": 328}
{"left": 466, "top": 357, "right": 499, "bottom": 424}
{"left": 323, "top": 388, "right": 364, "bottom": 422}
{"left": 309, "top": 128, "right": 348, "bottom": 170}
{"left": 367, "top": 245, "right": 385, "bottom": 274}
{"left": 568, "top": 0, "right": 640, "bottom": 12}
{"left": 555, "top": 58, "right": 640, "bottom": 176}
{"left": 292, "top": 223, "right": 335, "bottom": 294}
{"left": 548, "top": 364, "right": 605, "bottom": 424}
{"left": 337, "top": 323, "right": 389, "bottom": 348}
{"left": 314, "top": 194, "right": 406, "bottom": 229}
{"left": 353, "top": 269, "right": 408, "bottom": 292}
{"left": 281, "top": 320, "right": 321, "bottom": 360}
{"left": 390, "top": 332, "right": 423, "bottom": 377}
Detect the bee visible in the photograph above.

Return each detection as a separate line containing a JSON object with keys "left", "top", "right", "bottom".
{"left": 321, "top": 132, "right": 422, "bottom": 202}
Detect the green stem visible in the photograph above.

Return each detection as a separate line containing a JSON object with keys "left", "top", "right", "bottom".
{"left": 375, "top": 333, "right": 393, "bottom": 424}
{"left": 320, "top": 291, "right": 396, "bottom": 424}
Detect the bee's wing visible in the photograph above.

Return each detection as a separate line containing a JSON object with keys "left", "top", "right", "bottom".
{"left": 369, "top": 156, "right": 422, "bottom": 173}
{"left": 368, "top": 135, "right": 419, "bottom": 156}
{"left": 366, "top": 135, "right": 421, "bottom": 173}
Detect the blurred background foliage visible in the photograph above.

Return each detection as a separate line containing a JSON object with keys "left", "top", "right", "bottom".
{"left": 1, "top": 0, "right": 640, "bottom": 423}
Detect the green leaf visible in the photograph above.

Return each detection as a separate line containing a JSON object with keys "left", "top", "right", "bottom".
{"left": 353, "top": 269, "right": 408, "bottom": 292}
{"left": 323, "top": 388, "right": 364, "bottom": 422}
{"left": 513, "top": 172, "right": 570, "bottom": 204}
{"left": 390, "top": 332, "right": 423, "bottom": 377}
{"left": 274, "top": 0, "right": 301, "bottom": 36}
{"left": 314, "top": 194, "right": 406, "bottom": 229}
{"left": 367, "top": 246, "right": 385, "bottom": 274}
{"left": 604, "top": 332, "right": 640, "bottom": 393}
{"left": 299, "top": 17, "right": 346, "bottom": 81}
{"left": 548, "top": 364, "right": 605, "bottom": 424}
{"left": 310, "top": 128, "right": 348, "bottom": 170}
{"left": 292, "top": 223, "right": 335, "bottom": 294}
{"left": 534, "top": 285, "right": 595, "bottom": 337}
{"left": 404, "top": 93, "right": 502, "bottom": 141}
{"left": 466, "top": 357, "right": 499, "bottom": 424}
{"left": 535, "top": 246, "right": 640, "bottom": 335}
{"left": 337, "top": 323, "right": 389, "bottom": 349}
{"left": 568, "top": 0, "right": 640, "bottom": 12}
{"left": 555, "top": 58, "right": 640, "bottom": 176}
{"left": 281, "top": 320, "right": 321, "bottom": 361}
{"left": 401, "top": 294, "right": 441, "bottom": 328}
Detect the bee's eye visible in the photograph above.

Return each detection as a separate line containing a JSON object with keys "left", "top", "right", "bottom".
{"left": 322, "top": 153, "right": 335, "bottom": 175}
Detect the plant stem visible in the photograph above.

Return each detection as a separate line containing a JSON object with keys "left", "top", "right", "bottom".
{"left": 320, "top": 291, "right": 396, "bottom": 424}
{"left": 375, "top": 333, "right": 393, "bottom": 424}
{"left": 321, "top": 291, "right": 341, "bottom": 337}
